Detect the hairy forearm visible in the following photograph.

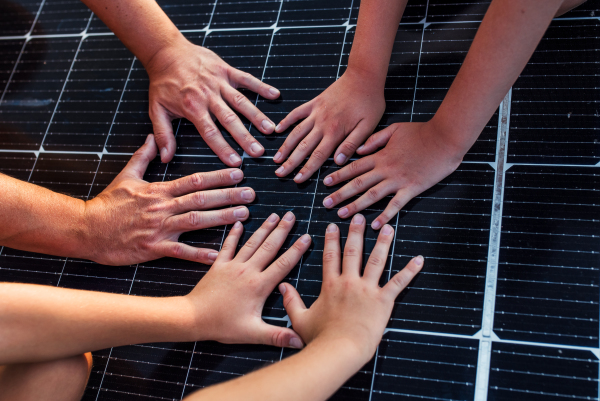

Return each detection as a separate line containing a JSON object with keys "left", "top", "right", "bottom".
{"left": 0, "top": 284, "right": 194, "bottom": 365}
{"left": 79, "top": 0, "right": 186, "bottom": 68}
{"left": 185, "top": 336, "right": 366, "bottom": 401}
{"left": 347, "top": 0, "right": 409, "bottom": 90}
{"left": 432, "top": 0, "right": 563, "bottom": 153}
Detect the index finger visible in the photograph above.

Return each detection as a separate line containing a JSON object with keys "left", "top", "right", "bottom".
{"left": 230, "top": 69, "right": 280, "bottom": 100}
{"left": 166, "top": 168, "right": 244, "bottom": 197}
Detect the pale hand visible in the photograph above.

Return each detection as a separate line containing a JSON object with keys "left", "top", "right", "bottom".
{"left": 273, "top": 69, "right": 385, "bottom": 183}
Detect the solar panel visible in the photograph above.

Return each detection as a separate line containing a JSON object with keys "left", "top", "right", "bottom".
{"left": 0, "top": 1, "right": 597, "bottom": 400}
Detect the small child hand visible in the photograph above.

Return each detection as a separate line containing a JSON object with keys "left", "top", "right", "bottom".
{"left": 322, "top": 121, "right": 464, "bottom": 230}
{"left": 185, "top": 212, "right": 310, "bottom": 348}
{"left": 273, "top": 69, "right": 385, "bottom": 183}
{"left": 280, "top": 215, "right": 423, "bottom": 361}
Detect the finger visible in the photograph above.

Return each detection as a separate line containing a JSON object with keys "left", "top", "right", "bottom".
{"left": 221, "top": 86, "right": 276, "bottom": 135}
{"left": 294, "top": 138, "right": 337, "bottom": 184}
{"left": 165, "top": 206, "right": 249, "bottom": 233}
{"left": 149, "top": 103, "right": 176, "bottom": 163}
{"left": 275, "top": 102, "right": 312, "bottom": 134}
{"left": 322, "top": 156, "right": 375, "bottom": 187}
{"left": 273, "top": 118, "right": 315, "bottom": 166}
{"left": 217, "top": 221, "right": 244, "bottom": 262}
{"left": 342, "top": 214, "right": 366, "bottom": 276}
{"left": 356, "top": 125, "right": 396, "bottom": 156}
{"left": 371, "top": 190, "right": 414, "bottom": 230}
{"left": 236, "top": 213, "right": 280, "bottom": 262}
{"left": 337, "top": 181, "right": 394, "bottom": 221}
{"left": 172, "top": 187, "right": 255, "bottom": 214}
{"left": 253, "top": 321, "right": 304, "bottom": 349}
{"left": 275, "top": 131, "right": 321, "bottom": 180}
{"left": 249, "top": 211, "right": 296, "bottom": 269}
{"left": 280, "top": 283, "right": 307, "bottom": 324}
{"left": 191, "top": 113, "right": 242, "bottom": 167}
{"left": 333, "top": 120, "right": 375, "bottom": 165}
{"left": 211, "top": 100, "right": 265, "bottom": 158}
{"left": 263, "top": 233, "right": 311, "bottom": 288}
{"left": 160, "top": 241, "right": 220, "bottom": 265}
{"left": 119, "top": 134, "right": 157, "bottom": 180}
{"left": 363, "top": 224, "right": 394, "bottom": 283}
{"left": 167, "top": 168, "right": 244, "bottom": 197}
{"left": 230, "top": 68, "right": 280, "bottom": 100}
{"left": 382, "top": 256, "right": 424, "bottom": 301}
{"left": 322, "top": 170, "right": 382, "bottom": 213}
{"left": 322, "top": 223, "right": 341, "bottom": 282}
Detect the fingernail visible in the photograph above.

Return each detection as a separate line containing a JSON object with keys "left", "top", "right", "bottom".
{"left": 275, "top": 124, "right": 282, "bottom": 132}
{"left": 289, "top": 337, "right": 303, "bottom": 349}
{"left": 250, "top": 142, "right": 264, "bottom": 154}
{"left": 269, "top": 87, "right": 280, "bottom": 96}
{"left": 323, "top": 197, "right": 333, "bottom": 208}
{"left": 338, "top": 207, "right": 349, "bottom": 218}
{"left": 208, "top": 252, "right": 218, "bottom": 261}
{"left": 372, "top": 220, "right": 382, "bottom": 230}
{"left": 294, "top": 173, "right": 302, "bottom": 181}
{"left": 230, "top": 169, "right": 243, "bottom": 181}
{"left": 261, "top": 120, "right": 274, "bottom": 131}
{"left": 382, "top": 224, "right": 393, "bottom": 235}
{"left": 160, "top": 147, "right": 168, "bottom": 161}
{"left": 326, "top": 223, "right": 338, "bottom": 233}
{"left": 323, "top": 176, "right": 333, "bottom": 185}
{"left": 352, "top": 214, "right": 364, "bottom": 224}
{"left": 241, "top": 189, "right": 254, "bottom": 201}
{"left": 268, "top": 213, "right": 279, "bottom": 223}
{"left": 283, "top": 211, "right": 294, "bottom": 221}
{"left": 300, "top": 234, "right": 311, "bottom": 244}
{"left": 335, "top": 153, "right": 347, "bottom": 164}
{"left": 145, "top": 134, "right": 152, "bottom": 144}
{"left": 233, "top": 207, "right": 248, "bottom": 218}
{"left": 414, "top": 255, "right": 424, "bottom": 266}
{"left": 275, "top": 166, "right": 284, "bottom": 175}
{"left": 279, "top": 283, "right": 287, "bottom": 295}
{"left": 274, "top": 151, "right": 282, "bottom": 161}
{"left": 233, "top": 221, "right": 243, "bottom": 229}
{"left": 230, "top": 153, "right": 242, "bottom": 164}
{"left": 357, "top": 145, "right": 364, "bottom": 152}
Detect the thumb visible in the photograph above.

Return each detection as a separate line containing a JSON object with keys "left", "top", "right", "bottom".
{"left": 280, "top": 283, "right": 306, "bottom": 323}
{"left": 121, "top": 134, "right": 157, "bottom": 180}
{"left": 150, "top": 103, "right": 176, "bottom": 163}
{"left": 256, "top": 322, "right": 304, "bottom": 349}
{"left": 356, "top": 124, "right": 395, "bottom": 155}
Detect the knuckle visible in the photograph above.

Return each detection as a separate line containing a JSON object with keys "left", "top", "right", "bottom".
{"left": 225, "top": 188, "right": 235, "bottom": 203}
{"left": 297, "top": 140, "right": 310, "bottom": 152}
{"left": 353, "top": 176, "right": 364, "bottom": 190}
{"left": 233, "top": 92, "right": 247, "bottom": 107}
{"left": 192, "top": 192, "right": 206, "bottom": 207}
{"left": 222, "top": 111, "right": 238, "bottom": 125}
{"left": 311, "top": 148, "right": 326, "bottom": 162}
{"left": 323, "top": 250, "right": 338, "bottom": 263}
{"left": 188, "top": 211, "right": 203, "bottom": 227}
{"left": 344, "top": 245, "right": 359, "bottom": 257}
{"left": 367, "top": 187, "right": 379, "bottom": 201}
{"left": 393, "top": 274, "right": 408, "bottom": 290}
{"left": 368, "top": 255, "right": 383, "bottom": 266}
{"left": 390, "top": 197, "right": 405, "bottom": 210}
{"left": 275, "top": 255, "right": 291, "bottom": 270}
{"left": 203, "top": 126, "right": 221, "bottom": 141}
{"left": 271, "top": 330, "right": 283, "bottom": 347}
{"left": 190, "top": 173, "right": 205, "bottom": 188}
{"left": 170, "top": 243, "right": 185, "bottom": 258}
{"left": 349, "top": 161, "right": 361, "bottom": 174}
{"left": 260, "top": 240, "right": 276, "bottom": 253}
{"left": 342, "top": 140, "right": 357, "bottom": 153}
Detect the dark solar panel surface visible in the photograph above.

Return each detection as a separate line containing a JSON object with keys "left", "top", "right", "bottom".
{"left": 0, "top": 1, "right": 597, "bottom": 400}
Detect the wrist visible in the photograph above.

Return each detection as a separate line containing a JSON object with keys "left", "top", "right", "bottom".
{"left": 142, "top": 30, "right": 189, "bottom": 73}
{"left": 424, "top": 117, "right": 472, "bottom": 162}
{"left": 311, "top": 330, "right": 377, "bottom": 367}
{"left": 343, "top": 64, "right": 387, "bottom": 94}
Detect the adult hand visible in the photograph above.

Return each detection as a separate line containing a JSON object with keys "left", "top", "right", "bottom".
{"left": 321, "top": 121, "right": 464, "bottom": 230}
{"left": 83, "top": 134, "right": 254, "bottom": 265}
{"left": 273, "top": 69, "right": 385, "bottom": 183}
{"left": 147, "top": 39, "right": 281, "bottom": 165}
{"left": 280, "top": 215, "right": 423, "bottom": 360}
{"left": 186, "top": 212, "right": 311, "bottom": 348}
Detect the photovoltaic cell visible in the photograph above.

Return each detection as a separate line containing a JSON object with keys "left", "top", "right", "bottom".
{"left": 349, "top": 0, "right": 427, "bottom": 25}
{"left": 155, "top": 0, "right": 215, "bottom": 30}
{"left": 426, "top": 0, "right": 491, "bottom": 23}
{"left": 0, "top": 39, "right": 25, "bottom": 97}
{"left": 0, "top": 0, "right": 41, "bottom": 36}
{"left": 211, "top": 0, "right": 281, "bottom": 29}
{"left": 278, "top": 0, "right": 352, "bottom": 27}
{"left": 32, "top": 0, "right": 92, "bottom": 35}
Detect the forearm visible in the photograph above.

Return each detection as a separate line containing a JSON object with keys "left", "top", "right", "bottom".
{"left": 185, "top": 337, "right": 367, "bottom": 401}
{"left": 0, "top": 174, "right": 89, "bottom": 259}
{"left": 346, "top": 0, "right": 408, "bottom": 90}
{"left": 0, "top": 283, "right": 195, "bottom": 365}
{"left": 432, "top": 0, "right": 563, "bottom": 153}
{"left": 79, "top": 0, "right": 186, "bottom": 68}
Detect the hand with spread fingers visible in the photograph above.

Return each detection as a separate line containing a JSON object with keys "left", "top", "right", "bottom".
{"left": 321, "top": 122, "right": 463, "bottom": 230}
{"left": 273, "top": 69, "right": 385, "bottom": 183}
{"left": 187, "top": 212, "right": 311, "bottom": 348}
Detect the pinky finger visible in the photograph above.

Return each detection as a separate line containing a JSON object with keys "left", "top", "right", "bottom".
{"left": 371, "top": 190, "right": 413, "bottom": 230}
{"left": 161, "top": 241, "right": 220, "bottom": 265}
{"left": 382, "top": 256, "right": 424, "bottom": 301}
{"left": 217, "top": 221, "right": 244, "bottom": 262}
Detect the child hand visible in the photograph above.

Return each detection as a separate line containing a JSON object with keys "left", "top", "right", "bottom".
{"left": 185, "top": 212, "right": 311, "bottom": 348}
{"left": 147, "top": 39, "right": 280, "bottom": 164}
{"left": 322, "top": 121, "right": 464, "bottom": 230}
{"left": 280, "top": 215, "right": 423, "bottom": 361}
{"left": 273, "top": 69, "right": 385, "bottom": 183}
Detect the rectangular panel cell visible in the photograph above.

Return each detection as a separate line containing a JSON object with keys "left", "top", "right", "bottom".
{"left": 388, "top": 164, "right": 494, "bottom": 335}
{"left": 32, "top": 0, "right": 91, "bottom": 35}
{"left": 557, "top": 2, "right": 599, "bottom": 19}
{"left": 210, "top": 0, "right": 280, "bottom": 29}
{"left": 508, "top": 20, "right": 600, "bottom": 165}
{"left": 350, "top": 0, "right": 427, "bottom": 25}
{"left": 0, "top": 151, "right": 36, "bottom": 181}
{"left": 80, "top": 348, "right": 111, "bottom": 401}
{"left": 157, "top": 0, "right": 215, "bottom": 30}
{"left": 0, "top": 40, "right": 25, "bottom": 97}
{"left": 253, "top": 27, "right": 346, "bottom": 155}
{"left": 29, "top": 152, "right": 99, "bottom": 199}
{"left": 426, "top": 0, "right": 491, "bottom": 23}
{"left": 43, "top": 35, "right": 134, "bottom": 152}
{"left": 0, "top": 37, "right": 80, "bottom": 150}
{"left": 488, "top": 342, "right": 599, "bottom": 401}
{"left": 413, "top": 23, "right": 497, "bottom": 162}
{"left": 0, "top": 248, "right": 65, "bottom": 286}
{"left": 0, "top": 0, "right": 41, "bottom": 36}
{"left": 278, "top": 0, "right": 351, "bottom": 26}
{"left": 87, "top": 14, "right": 110, "bottom": 33}
{"left": 372, "top": 332, "right": 479, "bottom": 400}
{"left": 97, "top": 342, "right": 195, "bottom": 400}
{"left": 58, "top": 259, "right": 137, "bottom": 294}
{"left": 495, "top": 166, "right": 599, "bottom": 347}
